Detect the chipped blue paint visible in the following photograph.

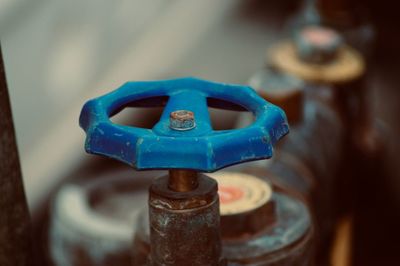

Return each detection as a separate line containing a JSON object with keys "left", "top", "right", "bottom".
{"left": 79, "top": 77, "right": 289, "bottom": 172}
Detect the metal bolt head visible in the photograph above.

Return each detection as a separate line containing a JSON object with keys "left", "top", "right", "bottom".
{"left": 169, "top": 110, "right": 196, "bottom": 131}
{"left": 295, "top": 25, "right": 343, "bottom": 64}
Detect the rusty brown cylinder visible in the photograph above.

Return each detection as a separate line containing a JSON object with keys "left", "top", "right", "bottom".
{"left": 148, "top": 173, "right": 225, "bottom": 266}
{"left": 0, "top": 46, "right": 34, "bottom": 266}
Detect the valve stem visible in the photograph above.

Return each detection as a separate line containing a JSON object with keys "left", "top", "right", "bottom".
{"left": 168, "top": 170, "right": 199, "bottom": 192}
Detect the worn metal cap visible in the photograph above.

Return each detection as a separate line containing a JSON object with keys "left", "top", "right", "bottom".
{"left": 249, "top": 68, "right": 304, "bottom": 124}
{"left": 295, "top": 25, "right": 343, "bottom": 64}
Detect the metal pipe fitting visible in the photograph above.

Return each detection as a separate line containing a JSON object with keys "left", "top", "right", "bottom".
{"left": 149, "top": 174, "right": 225, "bottom": 266}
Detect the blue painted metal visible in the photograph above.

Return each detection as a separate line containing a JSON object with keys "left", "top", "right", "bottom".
{"left": 80, "top": 77, "right": 289, "bottom": 172}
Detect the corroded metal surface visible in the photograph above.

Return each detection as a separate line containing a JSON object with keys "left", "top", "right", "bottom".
{"left": 148, "top": 174, "right": 225, "bottom": 266}
{"left": 133, "top": 174, "right": 313, "bottom": 266}
{"left": 0, "top": 47, "right": 33, "bottom": 266}
{"left": 52, "top": 170, "right": 313, "bottom": 265}
{"left": 169, "top": 110, "right": 196, "bottom": 131}
{"left": 221, "top": 192, "right": 313, "bottom": 266}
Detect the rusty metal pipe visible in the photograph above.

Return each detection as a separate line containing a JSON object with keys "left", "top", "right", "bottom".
{"left": 149, "top": 173, "right": 225, "bottom": 266}
{"left": 0, "top": 45, "right": 34, "bottom": 265}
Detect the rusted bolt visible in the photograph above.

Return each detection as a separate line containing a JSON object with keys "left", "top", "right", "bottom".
{"left": 295, "top": 25, "right": 343, "bottom": 64}
{"left": 169, "top": 110, "right": 195, "bottom": 130}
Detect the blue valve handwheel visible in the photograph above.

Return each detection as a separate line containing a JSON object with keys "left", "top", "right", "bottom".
{"left": 80, "top": 77, "right": 289, "bottom": 172}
